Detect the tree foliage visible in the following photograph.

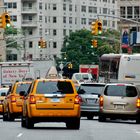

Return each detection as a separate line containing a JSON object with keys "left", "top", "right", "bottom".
{"left": 58, "top": 29, "right": 120, "bottom": 70}
{"left": 4, "top": 27, "right": 23, "bottom": 49}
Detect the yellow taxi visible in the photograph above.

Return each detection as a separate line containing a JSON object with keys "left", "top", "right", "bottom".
{"left": 3, "top": 81, "right": 32, "bottom": 121}
{"left": 21, "top": 78, "right": 81, "bottom": 129}
{"left": 0, "top": 87, "right": 9, "bottom": 115}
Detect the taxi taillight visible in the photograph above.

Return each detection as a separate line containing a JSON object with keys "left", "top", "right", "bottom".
{"left": 75, "top": 95, "right": 82, "bottom": 104}
{"left": 136, "top": 98, "right": 140, "bottom": 108}
{"left": 29, "top": 95, "right": 36, "bottom": 104}
{"left": 11, "top": 95, "right": 16, "bottom": 102}
{"left": 99, "top": 96, "right": 103, "bottom": 107}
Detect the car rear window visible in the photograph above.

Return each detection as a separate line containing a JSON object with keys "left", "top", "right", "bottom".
{"left": 36, "top": 81, "right": 74, "bottom": 94}
{"left": 16, "top": 83, "right": 31, "bottom": 94}
{"left": 104, "top": 85, "right": 137, "bottom": 97}
{"left": 79, "top": 84, "right": 105, "bottom": 95}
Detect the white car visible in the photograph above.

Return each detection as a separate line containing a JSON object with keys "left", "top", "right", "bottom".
{"left": 72, "top": 73, "right": 93, "bottom": 84}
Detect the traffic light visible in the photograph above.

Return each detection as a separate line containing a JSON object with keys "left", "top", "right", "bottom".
{"left": 42, "top": 41, "right": 47, "bottom": 48}
{"left": 68, "top": 63, "right": 73, "bottom": 69}
{"left": 97, "top": 20, "right": 102, "bottom": 35}
{"left": 2, "top": 12, "right": 11, "bottom": 28}
{"left": 91, "top": 21, "right": 98, "bottom": 35}
{"left": 38, "top": 40, "right": 42, "bottom": 48}
{"left": 91, "top": 40, "right": 98, "bottom": 48}
{"left": 38, "top": 40, "right": 47, "bottom": 48}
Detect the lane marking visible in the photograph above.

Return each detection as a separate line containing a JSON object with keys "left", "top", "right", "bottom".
{"left": 17, "top": 133, "right": 23, "bottom": 138}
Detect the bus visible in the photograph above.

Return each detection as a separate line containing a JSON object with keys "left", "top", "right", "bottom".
{"left": 99, "top": 53, "right": 140, "bottom": 84}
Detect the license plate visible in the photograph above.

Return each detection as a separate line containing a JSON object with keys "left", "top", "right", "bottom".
{"left": 87, "top": 99, "right": 96, "bottom": 104}
{"left": 116, "top": 105, "right": 124, "bottom": 109}
{"left": 51, "top": 98, "right": 60, "bottom": 102}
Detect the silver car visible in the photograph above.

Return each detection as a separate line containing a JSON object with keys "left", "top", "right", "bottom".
{"left": 99, "top": 83, "right": 140, "bottom": 123}
{"left": 77, "top": 83, "right": 105, "bottom": 120}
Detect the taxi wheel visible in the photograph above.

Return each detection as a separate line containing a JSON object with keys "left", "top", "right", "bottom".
{"left": 66, "top": 118, "right": 80, "bottom": 130}
{"left": 3, "top": 112, "right": 8, "bottom": 121}
{"left": 25, "top": 116, "right": 34, "bottom": 129}
{"left": 98, "top": 114, "right": 106, "bottom": 122}
{"left": 7, "top": 109, "right": 15, "bottom": 121}
{"left": 21, "top": 116, "right": 26, "bottom": 127}
{"left": 136, "top": 116, "right": 140, "bottom": 124}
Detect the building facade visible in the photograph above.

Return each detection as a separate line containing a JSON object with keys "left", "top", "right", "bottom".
{"left": 118, "top": 0, "right": 140, "bottom": 32}
{"left": 3, "top": 0, "right": 118, "bottom": 61}
{"left": 0, "top": 0, "right": 6, "bottom": 61}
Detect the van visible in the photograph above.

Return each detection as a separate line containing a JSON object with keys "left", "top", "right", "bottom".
{"left": 99, "top": 83, "right": 140, "bottom": 123}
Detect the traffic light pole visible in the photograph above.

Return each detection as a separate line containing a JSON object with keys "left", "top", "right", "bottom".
{"left": 97, "top": 14, "right": 140, "bottom": 53}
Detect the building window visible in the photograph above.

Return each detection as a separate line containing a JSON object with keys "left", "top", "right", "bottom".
{"left": 53, "top": 17, "right": 57, "bottom": 23}
{"left": 13, "top": 2, "right": 17, "bottom": 8}
{"left": 8, "top": 3, "right": 12, "bottom": 8}
{"left": 112, "top": 0, "right": 115, "bottom": 4}
{"left": 103, "top": 8, "right": 107, "bottom": 14}
{"left": 39, "top": 2, "right": 42, "bottom": 10}
{"left": 29, "top": 41, "right": 33, "bottom": 48}
{"left": 45, "top": 3, "right": 47, "bottom": 10}
{"left": 39, "top": 15, "right": 42, "bottom": 21}
{"left": 103, "top": 20, "right": 107, "bottom": 26}
{"left": 88, "top": 18, "right": 94, "bottom": 25}
{"left": 69, "top": 17, "right": 72, "bottom": 24}
{"left": 69, "top": 4, "right": 72, "bottom": 11}
{"left": 75, "top": 5, "right": 77, "bottom": 12}
{"left": 53, "top": 42, "right": 57, "bottom": 48}
{"left": 134, "top": 6, "right": 139, "bottom": 18}
{"left": 120, "top": 7, "right": 125, "bottom": 18}
{"left": 28, "top": 29, "right": 33, "bottom": 35}
{"left": 53, "top": 29, "right": 57, "bottom": 36}
{"left": 45, "top": 16, "right": 47, "bottom": 23}
{"left": 28, "top": 54, "right": 33, "bottom": 60}
{"left": 81, "top": 6, "right": 86, "bottom": 12}
{"left": 6, "top": 54, "right": 17, "bottom": 61}
{"left": 63, "top": 16, "right": 66, "bottom": 23}
{"left": 127, "top": 6, "right": 132, "bottom": 18}
{"left": 63, "top": 4, "right": 66, "bottom": 11}
{"left": 63, "top": 29, "right": 66, "bottom": 36}
{"left": 81, "top": 18, "right": 86, "bottom": 25}
{"left": 75, "top": 17, "right": 77, "bottom": 24}
{"left": 11, "top": 15, "right": 17, "bottom": 22}
{"left": 39, "top": 28, "right": 42, "bottom": 36}
{"left": 112, "top": 21, "right": 115, "bottom": 28}
{"left": 89, "top": 6, "right": 97, "bottom": 13}
{"left": 53, "top": 4, "right": 57, "bottom": 10}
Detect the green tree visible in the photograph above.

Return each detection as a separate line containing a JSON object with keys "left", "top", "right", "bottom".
{"left": 57, "top": 29, "right": 120, "bottom": 70}
{"left": 4, "top": 27, "right": 22, "bottom": 50}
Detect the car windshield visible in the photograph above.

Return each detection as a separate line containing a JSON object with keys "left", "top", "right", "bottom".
{"left": 16, "top": 83, "right": 31, "bottom": 94}
{"left": 79, "top": 84, "right": 105, "bottom": 95}
{"left": 36, "top": 81, "right": 74, "bottom": 94}
{"left": 104, "top": 85, "right": 137, "bottom": 97}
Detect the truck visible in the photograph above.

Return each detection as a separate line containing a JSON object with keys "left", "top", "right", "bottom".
{"left": 79, "top": 64, "right": 99, "bottom": 81}
{"left": 0, "top": 61, "right": 34, "bottom": 87}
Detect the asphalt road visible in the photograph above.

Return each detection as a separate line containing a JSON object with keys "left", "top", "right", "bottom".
{"left": 0, "top": 116, "right": 140, "bottom": 140}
